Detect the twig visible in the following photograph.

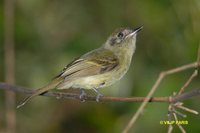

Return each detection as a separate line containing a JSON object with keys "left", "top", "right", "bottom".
{"left": 172, "top": 86, "right": 200, "bottom": 102}
{"left": 173, "top": 113, "right": 186, "bottom": 133}
{"left": 167, "top": 124, "right": 173, "bottom": 133}
{"left": 178, "top": 45, "right": 200, "bottom": 95}
{"left": 176, "top": 104, "right": 199, "bottom": 115}
{"left": 167, "top": 105, "right": 173, "bottom": 133}
{"left": 172, "top": 108, "right": 187, "bottom": 118}
{"left": 178, "top": 70, "right": 198, "bottom": 95}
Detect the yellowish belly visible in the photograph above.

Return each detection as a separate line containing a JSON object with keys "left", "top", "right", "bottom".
{"left": 57, "top": 64, "right": 129, "bottom": 90}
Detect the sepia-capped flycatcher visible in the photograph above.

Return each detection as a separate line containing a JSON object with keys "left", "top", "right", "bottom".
{"left": 17, "top": 26, "right": 143, "bottom": 108}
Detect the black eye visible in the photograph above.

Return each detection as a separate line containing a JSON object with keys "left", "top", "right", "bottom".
{"left": 117, "top": 32, "right": 124, "bottom": 38}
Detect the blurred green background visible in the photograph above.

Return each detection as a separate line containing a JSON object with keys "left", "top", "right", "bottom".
{"left": 0, "top": 0, "right": 200, "bottom": 132}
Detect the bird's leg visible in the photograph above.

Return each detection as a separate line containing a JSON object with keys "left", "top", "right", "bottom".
{"left": 79, "top": 88, "right": 87, "bottom": 102}
{"left": 92, "top": 88, "right": 103, "bottom": 102}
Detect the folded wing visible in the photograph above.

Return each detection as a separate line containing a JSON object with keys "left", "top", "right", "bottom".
{"left": 55, "top": 48, "right": 119, "bottom": 80}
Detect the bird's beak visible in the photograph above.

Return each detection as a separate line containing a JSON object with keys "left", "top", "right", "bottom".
{"left": 126, "top": 26, "right": 143, "bottom": 38}
{"left": 133, "top": 26, "right": 143, "bottom": 34}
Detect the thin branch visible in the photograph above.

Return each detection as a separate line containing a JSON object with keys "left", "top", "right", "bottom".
{"left": 4, "top": 0, "right": 16, "bottom": 132}
{"left": 173, "top": 113, "right": 186, "bottom": 133}
{"left": 178, "top": 70, "right": 198, "bottom": 95}
{"left": 171, "top": 89, "right": 200, "bottom": 103}
{"left": 167, "top": 105, "right": 174, "bottom": 133}
{"left": 0, "top": 82, "right": 200, "bottom": 104}
{"left": 176, "top": 104, "right": 199, "bottom": 115}
{"left": 172, "top": 108, "right": 187, "bottom": 118}
{"left": 178, "top": 44, "right": 200, "bottom": 95}
{"left": 0, "top": 82, "right": 167, "bottom": 102}
{"left": 167, "top": 124, "right": 173, "bottom": 133}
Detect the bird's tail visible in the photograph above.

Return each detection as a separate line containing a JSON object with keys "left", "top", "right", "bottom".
{"left": 17, "top": 77, "right": 63, "bottom": 109}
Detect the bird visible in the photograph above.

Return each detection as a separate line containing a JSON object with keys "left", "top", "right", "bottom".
{"left": 17, "top": 26, "right": 143, "bottom": 108}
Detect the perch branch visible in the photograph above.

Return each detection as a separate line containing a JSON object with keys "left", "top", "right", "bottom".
{"left": 0, "top": 82, "right": 200, "bottom": 103}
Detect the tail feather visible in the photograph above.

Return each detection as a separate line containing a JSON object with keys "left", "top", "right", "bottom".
{"left": 17, "top": 77, "right": 63, "bottom": 108}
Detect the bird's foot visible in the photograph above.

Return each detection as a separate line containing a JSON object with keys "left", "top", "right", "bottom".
{"left": 92, "top": 88, "right": 103, "bottom": 102}
{"left": 95, "top": 93, "right": 103, "bottom": 102}
{"left": 79, "top": 89, "right": 87, "bottom": 102}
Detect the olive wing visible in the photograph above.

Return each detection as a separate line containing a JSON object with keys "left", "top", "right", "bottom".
{"left": 55, "top": 49, "right": 119, "bottom": 79}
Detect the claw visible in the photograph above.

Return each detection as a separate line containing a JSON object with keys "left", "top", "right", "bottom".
{"left": 92, "top": 88, "right": 103, "bottom": 102}
{"left": 96, "top": 93, "right": 103, "bottom": 102}
{"left": 79, "top": 89, "right": 86, "bottom": 102}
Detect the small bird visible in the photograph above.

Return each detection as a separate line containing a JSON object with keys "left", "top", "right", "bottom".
{"left": 17, "top": 26, "right": 143, "bottom": 108}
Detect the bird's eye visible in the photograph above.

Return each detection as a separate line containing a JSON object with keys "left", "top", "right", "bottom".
{"left": 117, "top": 32, "right": 124, "bottom": 38}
